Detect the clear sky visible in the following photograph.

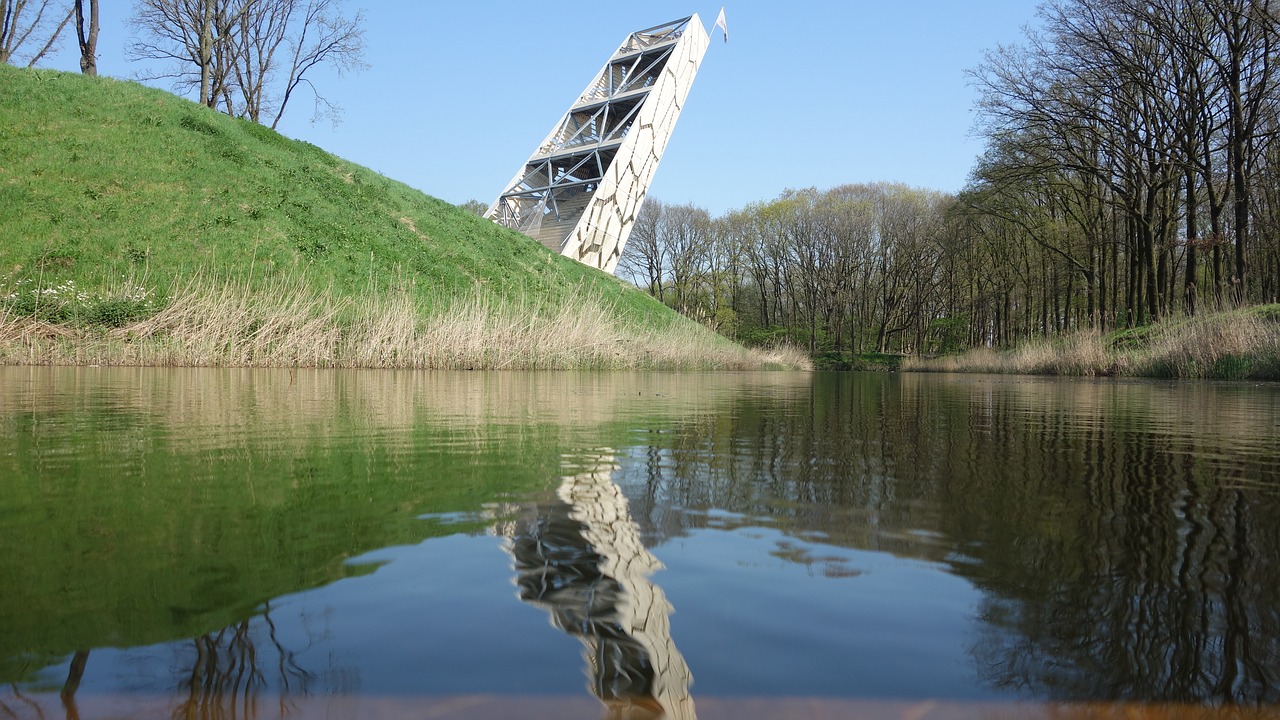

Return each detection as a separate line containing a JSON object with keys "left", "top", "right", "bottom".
{"left": 40, "top": 1, "right": 1043, "bottom": 215}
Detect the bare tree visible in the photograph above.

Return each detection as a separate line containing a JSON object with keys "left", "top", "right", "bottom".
{"left": 265, "top": 0, "right": 365, "bottom": 129}
{"left": 1197, "top": 0, "right": 1278, "bottom": 301}
{"left": 1, "top": 0, "right": 73, "bottom": 66}
{"left": 456, "top": 199, "right": 489, "bottom": 217}
{"left": 661, "top": 203, "right": 714, "bottom": 317}
{"left": 128, "top": 0, "right": 366, "bottom": 127}
{"left": 128, "top": 0, "right": 242, "bottom": 108}
{"left": 617, "top": 200, "right": 720, "bottom": 322}
{"left": 618, "top": 199, "right": 668, "bottom": 301}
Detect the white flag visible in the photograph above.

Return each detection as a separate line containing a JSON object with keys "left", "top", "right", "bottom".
{"left": 713, "top": 7, "right": 728, "bottom": 43}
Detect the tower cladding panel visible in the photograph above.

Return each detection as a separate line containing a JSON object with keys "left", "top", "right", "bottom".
{"left": 486, "top": 15, "right": 710, "bottom": 275}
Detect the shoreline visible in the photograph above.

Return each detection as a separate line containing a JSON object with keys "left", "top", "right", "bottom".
{"left": 902, "top": 306, "right": 1280, "bottom": 381}
{"left": 0, "top": 281, "right": 811, "bottom": 372}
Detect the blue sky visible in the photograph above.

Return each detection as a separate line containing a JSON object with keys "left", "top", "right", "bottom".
{"left": 41, "top": 1, "right": 1042, "bottom": 215}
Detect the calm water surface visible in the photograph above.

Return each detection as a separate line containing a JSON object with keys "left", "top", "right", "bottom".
{"left": 1, "top": 367, "right": 1279, "bottom": 719}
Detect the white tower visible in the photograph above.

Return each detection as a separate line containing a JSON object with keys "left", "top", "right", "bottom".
{"left": 486, "top": 15, "right": 711, "bottom": 274}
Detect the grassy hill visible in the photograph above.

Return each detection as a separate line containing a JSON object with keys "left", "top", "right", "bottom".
{"left": 0, "top": 66, "right": 806, "bottom": 370}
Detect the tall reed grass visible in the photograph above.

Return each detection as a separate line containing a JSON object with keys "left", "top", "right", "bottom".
{"left": 1138, "top": 309, "right": 1280, "bottom": 379}
{"left": 903, "top": 308, "right": 1280, "bottom": 380}
{"left": 0, "top": 278, "right": 811, "bottom": 371}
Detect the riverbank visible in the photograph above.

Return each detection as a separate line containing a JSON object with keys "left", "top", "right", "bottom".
{"left": 903, "top": 305, "right": 1280, "bottom": 380}
{"left": 0, "top": 277, "right": 809, "bottom": 370}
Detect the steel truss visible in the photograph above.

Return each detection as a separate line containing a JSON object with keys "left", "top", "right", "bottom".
{"left": 486, "top": 15, "right": 711, "bottom": 274}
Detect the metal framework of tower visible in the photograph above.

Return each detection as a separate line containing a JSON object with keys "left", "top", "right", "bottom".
{"left": 485, "top": 15, "right": 711, "bottom": 274}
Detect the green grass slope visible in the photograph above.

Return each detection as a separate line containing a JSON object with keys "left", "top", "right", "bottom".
{"left": 0, "top": 65, "right": 674, "bottom": 327}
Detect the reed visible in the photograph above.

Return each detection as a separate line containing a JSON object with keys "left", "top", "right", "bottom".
{"left": 903, "top": 307, "right": 1280, "bottom": 380}
{"left": 1133, "top": 309, "right": 1280, "bottom": 379}
{"left": 0, "top": 278, "right": 811, "bottom": 371}
{"left": 1005, "top": 330, "right": 1111, "bottom": 376}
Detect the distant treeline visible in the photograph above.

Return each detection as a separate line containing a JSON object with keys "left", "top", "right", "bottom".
{"left": 619, "top": 0, "right": 1280, "bottom": 355}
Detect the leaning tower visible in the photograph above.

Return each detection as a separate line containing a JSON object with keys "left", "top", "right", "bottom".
{"left": 486, "top": 15, "right": 711, "bottom": 274}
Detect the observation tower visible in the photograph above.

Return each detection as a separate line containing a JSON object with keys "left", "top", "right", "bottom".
{"left": 485, "top": 14, "right": 714, "bottom": 274}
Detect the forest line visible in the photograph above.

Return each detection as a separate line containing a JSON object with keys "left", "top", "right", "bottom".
{"left": 618, "top": 0, "right": 1280, "bottom": 358}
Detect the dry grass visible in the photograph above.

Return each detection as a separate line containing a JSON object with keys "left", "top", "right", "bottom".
{"left": 903, "top": 308, "right": 1280, "bottom": 380}
{"left": 1135, "top": 310, "right": 1280, "bottom": 378}
{"left": 902, "top": 330, "right": 1111, "bottom": 376}
{"left": 0, "top": 278, "right": 811, "bottom": 371}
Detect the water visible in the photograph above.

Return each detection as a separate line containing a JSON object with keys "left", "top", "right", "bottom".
{"left": 1, "top": 367, "right": 1279, "bottom": 719}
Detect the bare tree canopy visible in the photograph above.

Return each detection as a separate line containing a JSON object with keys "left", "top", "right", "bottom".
{"left": 127, "top": 0, "right": 367, "bottom": 127}
{"left": 1, "top": 0, "right": 73, "bottom": 66}
{"left": 456, "top": 199, "right": 489, "bottom": 217}
{"left": 617, "top": 199, "right": 669, "bottom": 302}
{"left": 967, "top": 0, "right": 1280, "bottom": 326}
{"left": 618, "top": 185, "right": 952, "bottom": 353}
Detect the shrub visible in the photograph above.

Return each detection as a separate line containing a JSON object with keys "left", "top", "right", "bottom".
{"left": 0, "top": 277, "right": 160, "bottom": 328}
{"left": 81, "top": 297, "right": 154, "bottom": 327}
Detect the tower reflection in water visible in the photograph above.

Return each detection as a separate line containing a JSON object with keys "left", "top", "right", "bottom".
{"left": 508, "top": 452, "right": 695, "bottom": 720}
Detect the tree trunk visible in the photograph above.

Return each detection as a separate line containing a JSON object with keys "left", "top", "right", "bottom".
{"left": 61, "top": 649, "right": 90, "bottom": 699}
{"left": 74, "top": 0, "right": 97, "bottom": 75}
{"left": 1232, "top": 151, "right": 1248, "bottom": 303}
{"left": 199, "top": 1, "right": 214, "bottom": 106}
{"left": 1131, "top": 248, "right": 1140, "bottom": 326}
{"left": 1064, "top": 267, "right": 1074, "bottom": 332}
{"left": 1184, "top": 170, "right": 1198, "bottom": 315}
{"left": 1145, "top": 224, "right": 1159, "bottom": 323}
{"left": 1143, "top": 175, "right": 1161, "bottom": 323}
{"left": 1228, "top": 38, "right": 1249, "bottom": 304}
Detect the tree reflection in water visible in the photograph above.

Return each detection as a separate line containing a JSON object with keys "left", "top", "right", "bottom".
{"left": 924, "top": 380, "right": 1280, "bottom": 703}
{"left": 509, "top": 452, "right": 695, "bottom": 720}
{"left": 172, "top": 604, "right": 327, "bottom": 719}
{"left": 612, "top": 374, "right": 1280, "bottom": 704}
{"left": 44, "top": 604, "right": 349, "bottom": 720}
